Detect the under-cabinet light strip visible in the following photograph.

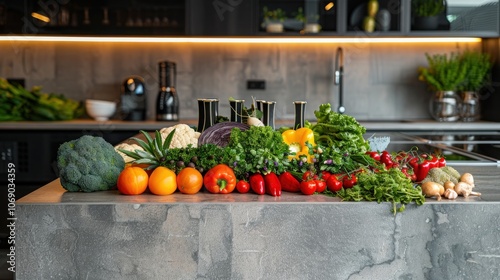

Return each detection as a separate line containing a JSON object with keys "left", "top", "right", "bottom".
{"left": 0, "top": 36, "right": 481, "bottom": 43}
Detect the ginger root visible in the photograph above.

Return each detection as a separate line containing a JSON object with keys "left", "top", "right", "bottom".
{"left": 454, "top": 182, "right": 481, "bottom": 197}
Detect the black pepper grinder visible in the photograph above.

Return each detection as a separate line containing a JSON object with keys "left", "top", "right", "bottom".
{"left": 156, "top": 61, "right": 179, "bottom": 121}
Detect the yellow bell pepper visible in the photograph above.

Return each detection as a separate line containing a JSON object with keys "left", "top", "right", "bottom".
{"left": 282, "top": 127, "right": 315, "bottom": 163}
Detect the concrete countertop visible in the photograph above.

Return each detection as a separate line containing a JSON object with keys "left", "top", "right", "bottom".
{"left": 1, "top": 119, "right": 500, "bottom": 131}
{"left": 15, "top": 165, "right": 500, "bottom": 279}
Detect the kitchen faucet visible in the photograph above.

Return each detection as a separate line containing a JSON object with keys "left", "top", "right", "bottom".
{"left": 334, "top": 47, "right": 345, "bottom": 114}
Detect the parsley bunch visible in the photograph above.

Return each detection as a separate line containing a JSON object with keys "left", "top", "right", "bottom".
{"left": 225, "top": 126, "right": 290, "bottom": 179}
{"left": 336, "top": 168, "right": 425, "bottom": 214}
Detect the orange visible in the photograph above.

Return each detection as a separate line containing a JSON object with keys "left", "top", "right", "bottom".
{"left": 176, "top": 167, "right": 203, "bottom": 194}
{"left": 125, "top": 163, "right": 154, "bottom": 176}
{"left": 148, "top": 166, "right": 177, "bottom": 195}
{"left": 117, "top": 166, "right": 149, "bottom": 195}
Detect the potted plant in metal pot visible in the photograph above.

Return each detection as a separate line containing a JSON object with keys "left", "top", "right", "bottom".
{"left": 457, "top": 50, "right": 492, "bottom": 121}
{"left": 418, "top": 52, "right": 466, "bottom": 121}
{"left": 412, "top": 0, "right": 445, "bottom": 30}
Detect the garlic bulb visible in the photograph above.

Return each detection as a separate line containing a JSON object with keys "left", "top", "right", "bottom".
{"left": 443, "top": 188, "right": 458, "bottom": 200}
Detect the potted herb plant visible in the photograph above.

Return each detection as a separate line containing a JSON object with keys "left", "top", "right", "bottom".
{"left": 412, "top": 0, "right": 445, "bottom": 30}
{"left": 295, "top": 7, "right": 321, "bottom": 33}
{"left": 418, "top": 52, "right": 466, "bottom": 121}
{"left": 457, "top": 50, "right": 492, "bottom": 121}
{"left": 262, "top": 6, "right": 286, "bottom": 33}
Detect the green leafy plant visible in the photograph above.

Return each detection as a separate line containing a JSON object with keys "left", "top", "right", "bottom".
{"left": 418, "top": 52, "right": 467, "bottom": 91}
{"left": 262, "top": 6, "right": 286, "bottom": 22}
{"left": 458, "top": 50, "right": 492, "bottom": 92}
{"left": 412, "top": 0, "right": 445, "bottom": 17}
{"left": 418, "top": 50, "right": 492, "bottom": 92}
{"left": 294, "top": 7, "right": 319, "bottom": 24}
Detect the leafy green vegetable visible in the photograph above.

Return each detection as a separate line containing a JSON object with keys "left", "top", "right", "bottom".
{"left": 0, "top": 78, "right": 83, "bottom": 121}
{"left": 226, "top": 125, "right": 290, "bottom": 179}
{"left": 306, "top": 103, "right": 369, "bottom": 156}
{"left": 335, "top": 168, "right": 425, "bottom": 214}
{"left": 161, "top": 143, "right": 230, "bottom": 174}
{"left": 296, "top": 103, "right": 371, "bottom": 174}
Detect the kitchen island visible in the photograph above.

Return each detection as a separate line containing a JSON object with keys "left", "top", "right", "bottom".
{"left": 16, "top": 166, "right": 500, "bottom": 279}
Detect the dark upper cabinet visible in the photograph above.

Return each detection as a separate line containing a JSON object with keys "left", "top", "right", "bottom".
{"left": 1, "top": 0, "right": 186, "bottom": 35}
{"left": 187, "top": 0, "right": 257, "bottom": 36}
{"left": 0, "top": 0, "right": 498, "bottom": 37}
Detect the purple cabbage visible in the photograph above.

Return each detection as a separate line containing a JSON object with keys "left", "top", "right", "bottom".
{"left": 198, "top": 122, "right": 250, "bottom": 147}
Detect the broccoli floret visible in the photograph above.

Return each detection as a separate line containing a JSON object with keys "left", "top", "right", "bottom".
{"left": 423, "top": 167, "right": 459, "bottom": 185}
{"left": 56, "top": 135, "right": 125, "bottom": 192}
{"left": 441, "top": 166, "right": 461, "bottom": 182}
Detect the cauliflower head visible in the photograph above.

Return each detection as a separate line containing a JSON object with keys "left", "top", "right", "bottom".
{"left": 160, "top": 124, "right": 200, "bottom": 148}
{"left": 57, "top": 135, "right": 125, "bottom": 192}
{"left": 114, "top": 143, "right": 144, "bottom": 163}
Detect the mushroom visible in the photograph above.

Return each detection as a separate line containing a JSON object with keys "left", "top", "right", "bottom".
{"left": 460, "top": 173, "right": 475, "bottom": 188}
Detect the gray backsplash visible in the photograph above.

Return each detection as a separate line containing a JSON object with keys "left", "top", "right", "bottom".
{"left": 0, "top": 41, "right": 480, "bottom": 121}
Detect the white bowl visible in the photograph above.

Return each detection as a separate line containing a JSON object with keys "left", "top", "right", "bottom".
{"left": 86, "top": 99, "right": 116, "bottom": 121}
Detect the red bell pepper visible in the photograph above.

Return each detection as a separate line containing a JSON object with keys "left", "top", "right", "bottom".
{"left": 264, "top": 172, "right": 282, "bottom": 197}
{"left": 249, "top": 173, "right": 265, "bottom": 195}
{"left": 204, "top": 164, "right": 237, "bottom": 194}
{"left": 416, "top": 160, "right": 431, "bottom": 182}
{"left": 278, "top": 171, "right": 301, "bottom": 192}
{"left": 429, "top": 156, "right": 439, "bottom": 169}
{"left": 438, "top": 156, "right": 446, "bottom": 167}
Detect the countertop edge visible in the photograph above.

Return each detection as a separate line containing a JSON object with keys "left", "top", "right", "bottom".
{"left": 1, "top": 120, "right": 500, "bottom": 131}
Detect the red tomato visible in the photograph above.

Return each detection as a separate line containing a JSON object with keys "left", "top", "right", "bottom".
{"left": 366, "top": 151, "right": 381, "bottom": 161}
{"left": 320, "top": 171, "right": 332, "bottom": 181}
{"left": 342, "top": 175, "right": 357, "bottom": 188}
{"left": 326, "top": 175, "right": 343, "bottom": 192}
{"left": 315, "top": 180, "right": 327, "bottom": 193}
{"left": 380, "top": 151, "right": 394, "bottom": 169}
{"left": 300, "top": 180, "right": 316, "bottom": 195}
{"left": 302, "top": 171, "right": 318, "bottom": 181}
{"left": 236, "top": 180, "right": 250, "bottom": 193}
